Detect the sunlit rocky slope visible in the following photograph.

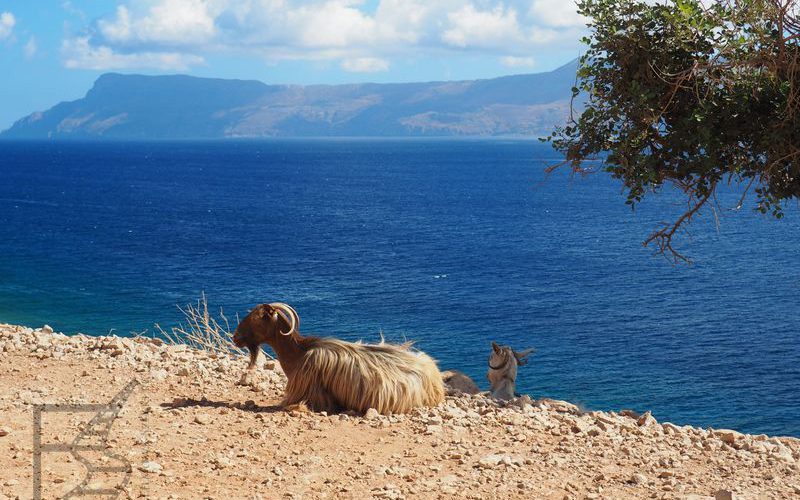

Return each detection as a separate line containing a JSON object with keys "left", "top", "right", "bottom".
{"left": 1, "top": 322, "right": 798, "bottom": 499}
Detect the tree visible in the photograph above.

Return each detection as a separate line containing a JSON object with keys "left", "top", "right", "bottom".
{"left": 548, "top": 0, "right": 800, "bottom": 262}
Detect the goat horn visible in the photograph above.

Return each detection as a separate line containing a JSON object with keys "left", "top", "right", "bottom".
{"left": 269, "top": 302, "right": 299, "bottom": 336}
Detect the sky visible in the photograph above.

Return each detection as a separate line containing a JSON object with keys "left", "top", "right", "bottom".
{"left": 0, "top": 0, "right": 587, "bottom": 130}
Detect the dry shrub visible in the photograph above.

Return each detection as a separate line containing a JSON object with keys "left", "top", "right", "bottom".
{"left": 154, "top": 293, "right": 268, "bottom": 359}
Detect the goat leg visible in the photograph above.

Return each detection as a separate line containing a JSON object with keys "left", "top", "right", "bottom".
{"left": 237, "top": 346, "right": 260, "bottom": 386}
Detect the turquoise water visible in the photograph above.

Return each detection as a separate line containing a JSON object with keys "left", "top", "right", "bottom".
{"left": 1, "top": 139, "right": 798, "bottom": 435}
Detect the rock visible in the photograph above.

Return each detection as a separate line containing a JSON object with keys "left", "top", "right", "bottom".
{"left": 586, "top": 426, "right": 602, "bottom": 437}
{"left": 629, "top": 473, "right": 647, "bottom": 485}
{"left": 539, "top": 399, "right": 581, "bottom": 414}
{"left": 365, "top": 408, "right": 380, "bottom": 420}
{"left": 437, "top": 474, "right": 460, "bottom": 494}
{"left": 637, "top": 411, "right": 657, "bottom": 427}
{"left": 425, "top": 415, "right": 443, "bottom": 425}
{"left": 41, "top": 325, "right": 54, "bottom": 334}
{"left": 620, "top": 409, "right": 641, "bottom": 419}
{"left": 571, "top": 419, "right": 590, "bottom": 434}
{"left": 139, "top": 461, "right": 162, "bottom": 474}
{"left": 773, "top": 446, "right": 795, "bottom": 464}
{"left": 477, "top": 454, "right": 523, "bottom": 469}
{"left": 477, "top": 455, "right": 501, "bottom": 468}
{"left": 714, "top": 490, "right": 736, "bottom": 500}
{"left": 213, "top": 456, "right": 233, "bottom": 469}
{"left": 194, "top": 414, "right": 211, "bottom": 425}
{"left": 713, "top": 429, "right": 741, "bottom": 445}
{"left": 0, "top": 427, "right": 9, "bottom": 437}
{"left": 443, "top": 406, "right": 467, "bottom": 420}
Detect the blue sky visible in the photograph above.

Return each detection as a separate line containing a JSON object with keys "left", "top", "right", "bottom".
{"left": 0, "top": 1, "right": 587, "bottom": 130}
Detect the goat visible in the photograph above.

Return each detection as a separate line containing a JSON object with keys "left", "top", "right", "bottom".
{"left": 441, "top": 370, "right": 480, "bottom": 395}
{"left": 232, "top": 303, "right": 445, "bottom": 415}
{"left": 487, "top": 341, "right": 534, "bottom": 400}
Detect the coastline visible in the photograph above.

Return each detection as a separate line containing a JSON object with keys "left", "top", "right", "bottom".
{"left": 1, "top": 322, "right": 798, "bottom": 499}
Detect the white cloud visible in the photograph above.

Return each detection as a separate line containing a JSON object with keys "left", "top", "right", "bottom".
{"left": 24, "top": 36, "right": 37, "bottom": 58}
{"left": 442, "top": 5, "right": 522, "bottom": 49}
{"left": 98, "top": 5, "right": 132, "bottom": 42}
{"left": 341, "top": 57, "right": 389, "bottom": 73}
{"left": 62, "top": 0, "right": 587, "bottom": 71}
{"left": 62, "top": 1, "right": 88, "bottom": 23}
{"left": 98, "top": 0, "right": 217, "bottom": 46}
{"left": 528, "top": 0, "right": 588, "bottom": 28}
{"left": 292, "top": 2, "right": 377, "bottom": 48}
{"left": 0, "top": 11, "right": 15, "bottom": 40}
{"left": 62, "top": 36, "right": 204, "bottom": 70}
{"left": 501, "top": 55, "right": 535, "bottom": 68}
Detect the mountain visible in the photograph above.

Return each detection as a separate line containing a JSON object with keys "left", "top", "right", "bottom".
{"left": 1, "top": 60, "right": 579, "bottom": 139}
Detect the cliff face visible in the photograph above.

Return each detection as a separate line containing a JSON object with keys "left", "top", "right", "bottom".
{"left": 1, "top": 322, "right": 799, "bottom": 499}
{"left": 1, "top": 61, "right": 579, "bottom": 139}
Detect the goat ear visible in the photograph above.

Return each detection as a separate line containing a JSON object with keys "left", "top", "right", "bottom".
{"left": 513, "top": 348, "right": 535, "bottom": 366}
{"left": 491, "top": 341, "right": 501, "bottom": 354}
{"left": 258, "top": 305, "right": 282, "bottom": 330}
{"left": 258, "top": 304, "right": 273, "bottom": 320}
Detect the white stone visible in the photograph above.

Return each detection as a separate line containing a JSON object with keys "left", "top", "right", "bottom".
{"left": 477, "top": 454, "right": 523, "bottom": 469}
{"left": 194, "top": 414, "right": 211, "bottom": 425}
{"left": 139, "top": 461, "right": 162, "bottom": 474}
{"left": 629, "top": 473, "right": 647, "bottom": 485}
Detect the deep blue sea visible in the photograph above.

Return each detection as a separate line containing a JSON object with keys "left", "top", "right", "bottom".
{"left": 1, "top": 140, "right": 798, "bottom": 436}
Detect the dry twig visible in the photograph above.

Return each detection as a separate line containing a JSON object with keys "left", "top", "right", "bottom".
{"left": 154, "top": 293, "right": 267, "bottom": 359}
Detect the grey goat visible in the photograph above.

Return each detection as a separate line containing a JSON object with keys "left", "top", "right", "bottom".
{"left": 487, "top": 342, "right": 534, "bottom": 400}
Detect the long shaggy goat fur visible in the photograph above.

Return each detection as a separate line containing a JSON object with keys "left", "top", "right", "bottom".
{"left": 232, "top": 303, "right": 444, "bottom": 415}
{"left": 286, "top": 338, "right": 444, "bottom": 414}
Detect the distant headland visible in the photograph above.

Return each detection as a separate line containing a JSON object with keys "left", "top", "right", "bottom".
{"left": 1, "top": 60, "right": 578, "bottom": 140}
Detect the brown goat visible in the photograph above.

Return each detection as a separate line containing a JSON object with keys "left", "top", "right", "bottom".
{"left": 233, "top": 303, "right": 445, "bottom": 414}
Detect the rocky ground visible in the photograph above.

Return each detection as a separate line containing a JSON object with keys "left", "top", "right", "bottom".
{"left": 0, "top": 323, "right": 798, "bottom": 500}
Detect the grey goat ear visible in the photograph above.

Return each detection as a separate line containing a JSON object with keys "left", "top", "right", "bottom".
{"left": 513, "top": 348, "right": 535, "bottom": 366}
{"left": 491, "top": 341, "right": 502, "bottom": 353}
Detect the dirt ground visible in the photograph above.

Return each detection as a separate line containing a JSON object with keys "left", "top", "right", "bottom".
{"left": 1, "top": 323, "right": 798, "bottom": 500}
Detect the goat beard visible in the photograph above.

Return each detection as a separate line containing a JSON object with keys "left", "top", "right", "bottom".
{"left": 245, "top": 344, "right": 260, "bottom": 367}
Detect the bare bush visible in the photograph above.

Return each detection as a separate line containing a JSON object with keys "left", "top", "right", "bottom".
{"left": 154, "top": 293, "right": 267, "bottom": 359}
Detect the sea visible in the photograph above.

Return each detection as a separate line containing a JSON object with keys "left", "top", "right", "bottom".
{"left": 1, "top": 139, "right": 798, "bottom": 436}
